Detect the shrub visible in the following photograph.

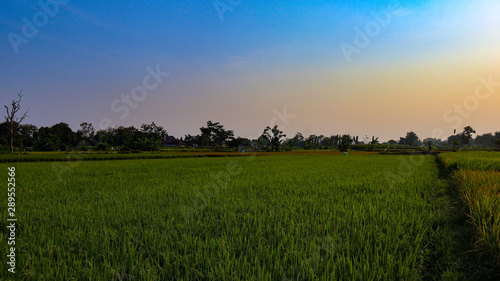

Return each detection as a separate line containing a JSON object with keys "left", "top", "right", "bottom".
{"left": 95, "top": 142, "right": 110, "bottom": 151}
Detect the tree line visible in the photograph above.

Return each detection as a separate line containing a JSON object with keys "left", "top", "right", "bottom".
{"left": 2, "top": 93, "right": 500, "bottom": 152}
{"left": 2, "top": 118, "right": 500, "bottom": 153}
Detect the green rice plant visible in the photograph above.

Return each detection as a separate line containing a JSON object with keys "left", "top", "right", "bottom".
{"left": 438, "top": 151, "right": 500, "bottom": 273}
{"left": 438, "top": 152, "right": 500, "bottom": 172}
{"left": 0, "top": 151, "right": 250, "bottom": 163}
{"left": 453, "top": 170, "right": 500, "bottom": 264}
{"left": 0, "top": 154, "right": 447, "bottom": 280}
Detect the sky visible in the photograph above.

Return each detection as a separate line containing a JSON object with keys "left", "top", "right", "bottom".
{"left": 1, "top": 0, "right": 499, "bottom": 142}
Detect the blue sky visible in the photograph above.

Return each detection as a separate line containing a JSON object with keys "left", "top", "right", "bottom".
{"left": 1, "top": 0, "right": 499, "bottom": 141}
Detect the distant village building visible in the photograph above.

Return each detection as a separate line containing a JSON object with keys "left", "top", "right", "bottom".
{"left": 163, "top": 136, "right": 185, "bottom": 147}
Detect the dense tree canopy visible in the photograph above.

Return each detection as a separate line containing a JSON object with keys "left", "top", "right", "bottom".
{"left": 1, "top": 117, "right": 499, "bottom": 152}
{"left": 200, "top": 121, "right": 234, "bottom": 148}
{"left": 403, "top": 131, "right": 421, "bottom": 147}
{"left": 461, "top": 126, "right": 476, "bottom": 146}
{"left": 262, "top": 125, "right": 286, "bottom": 152}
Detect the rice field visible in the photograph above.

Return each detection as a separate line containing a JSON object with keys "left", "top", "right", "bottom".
{"left": 437, "top": 151, "right": 500, "bottom": 172}
{"left": 439, "top": 152, "right": 500, "bottom": 269}
{"left": 0, "top": 151, "right": 235, "bottom": 163}
{"left": 0, "top": 151, "right": 377, "bottom": 163}
{"left": 0, "top": 154, "right": 453, "bottom": 280}
{"left": 453, "top": 170, "right": 500, "bottom": 262}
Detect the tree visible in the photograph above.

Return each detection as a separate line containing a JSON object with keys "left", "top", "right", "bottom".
{"left": 425, "top": 140, "right": 434, "bottom": 152}
{"left": 200, "top": 121, "right": 234, "bottom": 149}
{"left": 93, "top": 126, "right": 135, "bottom": 150}
{"left": 139, "top": 122, "right": 168, "bottom": 151}
{"left": 78, "top": 122, "right": 95, "bottom": 146}
{"left": 447, "top": 134, "right": 462, "bottom": 146}
{"left": 4, "top": 91, "right": 29, "bottom": 152}
{"left": 51, "top": 122, "right": 77, "bottom": 150}
{"left": 0, "top": 122, "right": 8, "bottom": 148}
{"left": 184, "top": 134, "right": 200, "bottom": 147}
{"left": 257, "top": 135, "right": 268, "bottom": 151}
{"left": 215, "top": 127, "right": 234, "bottom": 147}
{"left": 331, "top": 135, "right": 341, "bottom": 147}
{"left": 461, "top": 126, "right": 476, "bottom": 146}
{"left": 32, "top": 123, "right": 77, "bottom": 151}
{"left": 283, "top": 139, "right": 294, "bottom": 151}
{"left": 94, "top": 129, "right": 112, "bottom": 147}
{"left": 495, "top": 132, "right": 500, "bottom": 141}
{"left": 292, "top": 132, "right": 305, "bottom": 148}
{"left": 34, "top": 126, "right": 60, "bottom": 151}
{"left": 317, "top": 135, "right": 326, "bottom": 148}
{"left": 303, "top": 137, "right": 312, "bottom": 150}
{"left": 19, "top": 124, "right": 37, "bottom": 149}
{"left": 321, "top": 135, "right": 336, "bottom": 147}
{"left": 338, "top": 134, "right": 352, "bottom": 152}
{"left": 200, "top": 121, "right": 218, "bottom": 146}
{"left": 263, "top": 125, "right": 286, "bottom": 152}
{"left": 404, "top": 131, "right": 420, "bottom": 147}
{"left": 304, "top": 135, "right": 320, "bottom": 150}
{"left": 0, "top": 122, "right": 36, "bottom": 150}
{"left": 369, "top": 136, "right": 379, "bottom": 151}
{"left": 495, "top": 139, "right": 500, "bottom": 151}
{"left": 227, "top": 137, "right": 250, "bottom": 150}
{"left": 424, "top": 138, "right": 445, "bottom": 147}
{"left": 474, "top": 133, "right": 494, "bottom": 147}
{"left": 109, "top": 123, "right": 167, "bottom": 151}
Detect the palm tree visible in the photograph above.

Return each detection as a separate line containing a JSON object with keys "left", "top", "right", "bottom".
{"left": 369, "top": 136, "right": 379, "bottom": 152}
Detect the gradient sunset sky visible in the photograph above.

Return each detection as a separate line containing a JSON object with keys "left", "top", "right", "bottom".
{"left": 1, "top": 0, "right": 499, "bottom": 142}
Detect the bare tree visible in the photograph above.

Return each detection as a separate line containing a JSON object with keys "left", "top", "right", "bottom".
{"left": 4, "top": 91, "right": 29, "bottom": 153}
